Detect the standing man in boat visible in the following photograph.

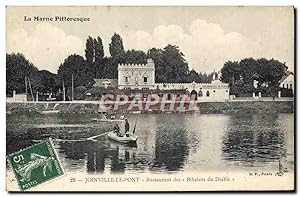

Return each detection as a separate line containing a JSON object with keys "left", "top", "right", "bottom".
{"left": 125, "top": 119, "right": 130, "bottom": 137}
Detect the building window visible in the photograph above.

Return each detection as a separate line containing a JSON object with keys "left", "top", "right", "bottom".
{"left": 206, "top": 91, "right": 210, "bottom": 97}
{"left": 144, "top": 77, "right": 148, "bottom": 83}
{"left": 167, "top": 94, "right": 172, "bottom": 100}
{"left": 290, "top": 84, "right": 293, "bottom": 89}
{"left": 213, "top": 90, "right": 216, "bottom": 92}
{"left": 226, "top": 90, "right": 228, "bottom": 92}
{"left": 198, "top": 90, "right": 203, "bottom": 97}
{"left": 125, "top": 77, "right": 129, "bottom": 83}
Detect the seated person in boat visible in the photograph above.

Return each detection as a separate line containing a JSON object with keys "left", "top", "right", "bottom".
{"left": 125, "top": 119, "right": 130, "bottom": 137}
{"left": 110, "top": 115, "right": 116, "bottom": 120}
{"left": 113, "top": 124, "right": 121, "bottom": 136}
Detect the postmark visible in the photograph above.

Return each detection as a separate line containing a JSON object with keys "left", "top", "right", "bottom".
{"left": 7, "top": 139, "right": 64, "bottom": 191}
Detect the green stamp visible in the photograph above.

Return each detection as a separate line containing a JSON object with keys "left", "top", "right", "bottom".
{"left": 7, "top": 139, "right": 64, "bottom": 191}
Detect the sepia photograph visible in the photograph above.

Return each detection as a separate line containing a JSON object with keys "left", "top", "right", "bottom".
{"left": 5, "top": 6, "right": 295, "bottom": 191}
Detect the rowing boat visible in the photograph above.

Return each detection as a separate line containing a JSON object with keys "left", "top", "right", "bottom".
{"left": 107, "top": 132, "right": 137, "bottom": 144}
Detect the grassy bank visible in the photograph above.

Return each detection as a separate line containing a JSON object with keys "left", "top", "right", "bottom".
{"left": 6, "top": 102, "right": 98, "bottom": 114}
{"left": 199, "top": 101, "right": 294, "bottom": 114}
{"left": 6, "top": 101, "right": 294, "bottom": 114}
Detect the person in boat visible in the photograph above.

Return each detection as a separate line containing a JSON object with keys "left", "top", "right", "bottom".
{"left": 125, "top": 119, "right": 130, "bottom": 137}
{"left": 113, "top": 124, "right": 121, "bottom": 136}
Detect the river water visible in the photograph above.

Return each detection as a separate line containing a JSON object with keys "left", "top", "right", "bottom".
{"left": 6, "top": 113, "right": 294, "bottom": 174}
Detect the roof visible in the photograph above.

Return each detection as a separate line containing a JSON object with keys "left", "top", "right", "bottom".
{"left": 93, "top": 79, "right": 118, "bottom": 87}
{"left": 279, "top": 71, "right": 294, "bottom": 84}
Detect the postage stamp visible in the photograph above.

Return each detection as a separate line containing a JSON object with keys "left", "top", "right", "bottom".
{"left": 7, "top": 139, "right": 64, "bottom": 191}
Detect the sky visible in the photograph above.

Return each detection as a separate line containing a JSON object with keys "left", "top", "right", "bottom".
{"left": 6, "top": 6, "right": 294, "bottom": 74}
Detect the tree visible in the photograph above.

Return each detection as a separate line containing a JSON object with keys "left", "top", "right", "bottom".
{"left": 85, "top": 36, "right": 95, "bottom": 80}
{"left": 220, "top": 61, "right": 240, "bottom": 95}
{"left": 85, "top": 36, "right": 95, "bottom": 67}
{"left": 74, "top": 85, "right": 87, "bottom": 100}
{"left": 84, "top": 36, "right": 105, "bottom": 78}
{"left": 38, "top": 70, "right": 58, "bottom": 94}
{"left": 148, "top": 48, "right": 166, "bottom": 82}
{"left": 27, "top": 69, "right": 44, "bottom": 95}
{"left": 6, "top": 53, "right": 44, "bottom": 95}
{"left": 148, "top": 45, "right": 189, "bottom": 83}
{"left": 101, "top": 33, "right": 126, "bottom": 79}
{"left": 220, "top": 58, "right": 288, "bottom": 97}
{"left": 109, "top": 33, "right": 125, "bottom": 58}
{"left": 124, "top": 49, "right": 147, "bottom": 64}
{"left": 163, "top": 45, "right": 189, "bottom": 83}
{"left": 187, "top": 69, "right": 200, "bottom": 83}
{"left": 199, "top": 72, "right": 214, "bottom": 83}
{"left": 57, "top": 54, "right": 95, "bottom": 91}
{"left": 256, "top": 58, "right": 287, "bottom": 87}
{"left": 94, "top": 36, "right": 105, "bottom": 78}
{"left": 220, "top": 61, "right": 239, "bottom": 83}
{"left": 256, "top": 58, "right": 287, "bottom": 97}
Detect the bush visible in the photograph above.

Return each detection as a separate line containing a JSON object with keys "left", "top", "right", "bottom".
{"left": 74, "top": 86, "right": 87, "bottom": 100}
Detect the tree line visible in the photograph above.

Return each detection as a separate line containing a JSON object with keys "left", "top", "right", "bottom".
{"left": 58, "top": 33, "right": 217, "bottom": 86}
{"left": 220, "top": 58, "right": 288, "bottom": 96}
{"left": 6, "top": 33, "right": 290, "bottom": 98}
{"left": 6, "top": 53, "right": 58, "bottom": 97}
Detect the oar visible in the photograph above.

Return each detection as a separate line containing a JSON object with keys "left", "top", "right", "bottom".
{"left": 132, "top": 118, "right": 137, "bottom": 135}
{"left": 87, "top": 131, "right": 110, "bottom": 141}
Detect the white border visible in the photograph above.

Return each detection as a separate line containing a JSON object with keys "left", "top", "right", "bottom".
{"left": 0, "top": 0, "right": 298, "bottom": 6}
{"left": 1, "top": 0, "right": 299, "bottom": 196}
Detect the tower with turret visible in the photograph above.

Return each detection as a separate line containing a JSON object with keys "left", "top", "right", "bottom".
{"left": 117, "top": 59, "right": 155, "bottom": 90}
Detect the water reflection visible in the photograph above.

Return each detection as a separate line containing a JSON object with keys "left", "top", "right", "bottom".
{"left": 6, "top": 113, "right": 294, "bottom": 173}
{"left": 151, "top": 115, "right": 189, "bottom": 171}
{"left": 55, "top": 115, "right": 190, "bottom": 173}
{"left": 222, "top": 114, "right": 286, "bottom": 167}
{"left": 57, "top": 140, "right": 140, "bottom": 174}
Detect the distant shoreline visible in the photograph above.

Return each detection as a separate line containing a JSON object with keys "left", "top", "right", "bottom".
{"left": 6, "top": 100, "right": 294, "bottom": 114}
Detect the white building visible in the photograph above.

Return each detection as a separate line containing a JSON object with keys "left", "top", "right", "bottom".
{"left": 6, "top": 91, "right": 27, "bottom": 103}
{"left": 118, "top": 59, "right": 230, "bottom": 101}
{"left": 279, "top": 71, "right": 294, "bottom": 93}
{"left": 118, "top": 59, "right": 155, "bottom": 90}
{"left": 155, "top": 79, "right": 229, "bottom": 101}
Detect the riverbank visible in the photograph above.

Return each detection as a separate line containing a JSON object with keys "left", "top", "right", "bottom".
{"left": 6, "top": 100, "right": 294, "bottom": 114}
{"left": 199, "top": 101, "right": 294, "bottom": 114}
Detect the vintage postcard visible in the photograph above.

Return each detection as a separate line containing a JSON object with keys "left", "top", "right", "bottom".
{"left": 6, "top": 6, "right": 295, "bottom": 191}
